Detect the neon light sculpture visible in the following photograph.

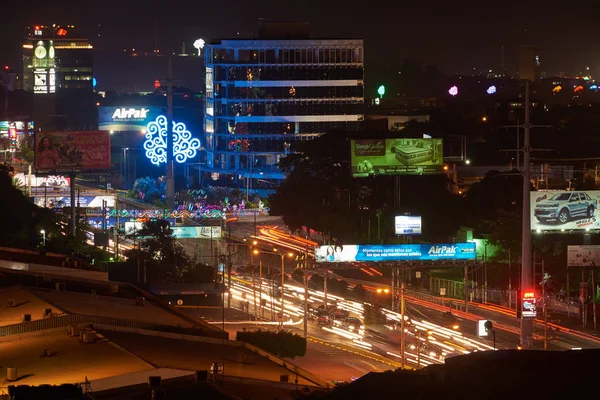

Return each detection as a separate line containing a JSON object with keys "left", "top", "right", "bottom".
{"left": 193, "top": 39, "right": 205, "bottom": 56}
{"left": 144, "top": 115, "right": 201, "bottom": 165}
{"left": 486, "top": 85, "right": 497, "bottom": 95}
{"left": 448, "top": 86, "right": 458, "bottom": 96}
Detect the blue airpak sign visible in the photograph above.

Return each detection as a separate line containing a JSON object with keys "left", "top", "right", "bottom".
{"left": 314, "top": 243, "right": 477, "bottom": 263}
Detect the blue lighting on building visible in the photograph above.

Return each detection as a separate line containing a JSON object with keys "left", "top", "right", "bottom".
{"left": 486, "top": 85, "right": 497, "bottom": 95}
{"left": 92, "top": 77, "right": 97, "bottom": 88}
{"left": 144, "top": 115, "right": 201, "bottom": 166}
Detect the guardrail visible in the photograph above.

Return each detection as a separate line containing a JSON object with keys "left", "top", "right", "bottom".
{"left": 0, "top": 313, "right": 226, "bottom": 339}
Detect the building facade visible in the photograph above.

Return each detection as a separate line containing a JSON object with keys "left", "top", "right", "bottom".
{"left": 22, "top": 25, "right": 95, "bottom": 130}
{"left": 23, "top": 25, "right": 93, "bottom": 93}
{"left": 203, "top": 38, "right": 364, "bottom": 191}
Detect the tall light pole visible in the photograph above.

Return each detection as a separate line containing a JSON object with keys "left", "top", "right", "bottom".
{"left": 265, "top": 248, "right": 294, "bottom": 329}
{"left": 520, "top": 80, "right": 534, "bottom": 348}
{"left": 165, "top": 51, "right": 175, "bottom": 209}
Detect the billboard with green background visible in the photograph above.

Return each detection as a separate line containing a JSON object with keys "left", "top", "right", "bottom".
{"left": 351, "top": 138, "right": 443, "bottom": 177}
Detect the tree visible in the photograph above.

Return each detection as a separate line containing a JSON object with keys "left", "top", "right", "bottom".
{"left": 0, "top": 163, "right": 57, "bottom": 249}
{"left": 130, "top": 176, "right": 166, "bottom": 205}
{"left": 127, "top": 220, "right": 192, "bottom": 283}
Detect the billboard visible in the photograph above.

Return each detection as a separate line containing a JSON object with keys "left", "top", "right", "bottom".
{"left": 351, "top": 138, "right": 443, "bottom": 177}
{"left": 35, "top": 195, "right": 115, "bottom": 208}
{"left": 35, "top": 131, "right": 111, "bottom": 172}
{"left": 531, "top": 191, "right": 600, "bottom": 231}
{"left": 395, "top": 216, "right": 422, "bottom": 235}
{"left": 171, "top": 226, "right": 222, "bottom": 239}
{"left": 314, "top": 242, "right": 476, "bottom": 263}
{"left": 98, "top": 106, "right": 163, "bottom": 131}
{"left": 567, "top": 245, "right": 600, "bottom": 267}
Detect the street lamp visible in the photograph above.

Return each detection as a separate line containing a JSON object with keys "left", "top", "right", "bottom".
{"left": 40, "top": 229, "right": 46, "bottom": 246}
{"left": 255, "top": 248, "right": 294, "bottom": 329}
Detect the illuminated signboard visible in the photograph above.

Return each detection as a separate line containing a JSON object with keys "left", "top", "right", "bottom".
{"left": 531, "top": 191, "right": 600, "bottom": 231}
{"left": 144, "top": 115, "right": 201, "bottom": 165}
{"left": 171, "top": 226, "right": 222, "bottom": 239}
{"left": 567, "top": 245, "right": 600, "bottom": 267}
{"left": 35, "top": 131, "right": 111, "bottom": 172}
{"left": 351, "top": 138, "right": 443, "bottom": 177}
{"left": 314, "top": 243, "right": 476, "bottom": 263}
{"left": 395, "top": 215, "right": 422, "bottom": 235}
{"left": 98, "top": 106, "right": 163, "bottom": 131}
{"left": 521, "top": 291, "right": 537, "bottom": 319}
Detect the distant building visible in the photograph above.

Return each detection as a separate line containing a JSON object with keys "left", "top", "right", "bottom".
{"left": 203, "top": 21, "right": 364, "bottom": 193}
{"left": 22, "top": 24, "right": 96, "bottom": 130}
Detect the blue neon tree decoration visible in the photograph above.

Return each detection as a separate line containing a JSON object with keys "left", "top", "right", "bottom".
{"left": 144, "top": 115, "right": 201, "bottom": 166}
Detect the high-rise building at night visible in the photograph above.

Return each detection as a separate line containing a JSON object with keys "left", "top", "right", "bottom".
{"left": 22, "top": 25, "right": 95, "bottom": 130}
{"left": 203, "top": 21, "right": 364, "bottom": 192}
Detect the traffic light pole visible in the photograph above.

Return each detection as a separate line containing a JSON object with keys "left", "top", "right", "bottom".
{"left": 520, "top": 80, "right": 533, "bottom": 349}
{"left": 165, "top": 52, "right": 175, "bottom": 209}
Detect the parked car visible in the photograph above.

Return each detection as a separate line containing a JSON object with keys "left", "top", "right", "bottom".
{"left": 534, "top": 192, "right": 596, "bottom": 224}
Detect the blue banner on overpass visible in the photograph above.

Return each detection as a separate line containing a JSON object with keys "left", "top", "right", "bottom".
{"left": 314, "top": 243, "right": 476, "bottom": 263}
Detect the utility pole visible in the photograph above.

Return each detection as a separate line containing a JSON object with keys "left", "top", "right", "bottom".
{"left": 518, "top": 81, "right": 553, "bottom": 348}
{"left": 542, "top": 259, "right": 547, "bottom": 351}
{"left": 165, "top": 51, "right": 175, "bottom": 209}
{"left": 416, "top": 329, "right": 421, "bottom": 368}
{"left": 323, "top": 269, "right": 328, "bottom": 309}
{"left": 114, "top": 197, "right": 120, "bottom": 260}
{"left": 521, "top": 80, "right": 533, "bottom": 349}
{"left": 259, "top": 260, "right": 263, "bottom": 319}
{"left": 70, "top": 172, "right": 76, "bottom": 237}
{"left": 400, "top": 281, "right": 406, "bottom": 369}
{"left": 252, "top": 263, "right": 257, "bottom": 319}
{"left": 303, "top": 245, "right": 309, "bottom": 339}
{"left": 508, "top": 248, "right": 512, "bottom": 309}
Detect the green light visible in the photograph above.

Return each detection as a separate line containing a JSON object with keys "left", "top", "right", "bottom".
{"left": 377, "top": 85, "right": 385, "bottom": 98}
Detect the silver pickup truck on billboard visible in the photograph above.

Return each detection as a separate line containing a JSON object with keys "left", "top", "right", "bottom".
{"left": 531, "top": 191, "right": 600, "bottom": 231}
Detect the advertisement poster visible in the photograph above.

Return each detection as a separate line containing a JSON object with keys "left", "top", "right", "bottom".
{"left": 395, "top": 216, "right": 422, "bottom": 235}
{"left": 351, "top": 138, "right": 443, "bottom": 177}
{"left": 567, "top": 245, "right": 600, "bottom": 267}
{"left": 171, "top": 226, "right": 222, "bottom": 239}
{"left": 531, "top": 191, "right": 600, "bottom": 231}
{"left": 98, "top": 106, "right": 163, "bottom": 131}
{"left": 35, "top": 196, "right": 114, "bottom": 208}
{"left": 35, "top": 131, "right": 110, "bottom": 172}
{"left": 521, "top": 291, "right": 537, "bottom": 319}
{"left": 314, "top": 243, "right": 476, "bottom": 263}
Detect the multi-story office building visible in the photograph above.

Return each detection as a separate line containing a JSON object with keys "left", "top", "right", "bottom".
{"left": 23, "top": 24, "right": 93, "bottom": 93}
{"left": 22, "top": 25, "right": 95, "bottom": 130}
{"left": 203, "top": 24, "right": 364, "bottom": 191}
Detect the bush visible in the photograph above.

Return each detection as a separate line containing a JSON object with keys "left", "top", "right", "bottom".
{"left": 236, "top": 329, "right": 306, "bottom": 359}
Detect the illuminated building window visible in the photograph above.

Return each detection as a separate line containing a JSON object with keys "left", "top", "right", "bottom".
{"left": 206, "top": 100, "right": 214, "bottom": 116}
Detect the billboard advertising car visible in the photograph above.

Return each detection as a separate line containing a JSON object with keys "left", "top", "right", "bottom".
{"left": 567, "top": 245, "right": 600, "bottom": 267}
{"left": 395, "top": 216, "right": 422, "bottom": 235}
{"left": 314, "top": 243, "right": 476, "bottom": 263}
{"left": 35, "top": 131, "right": 111, "bottom": 172}
{"left": 531, "top": 191, "right": 600, "bottom": 231}
{"left": 351, "top": 138, "right": 443, "bottom": 177}
{"left": 98, "top": 106, "right": 163, "bottom": 131}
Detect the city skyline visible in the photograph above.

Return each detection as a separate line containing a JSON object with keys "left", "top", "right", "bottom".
{"left": 2, "top": 0, "right": 600, "bottom": 79}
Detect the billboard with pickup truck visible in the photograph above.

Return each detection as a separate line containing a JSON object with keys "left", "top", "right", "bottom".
{"left": 531, "top": 191, "right": 600, "bottom": 231}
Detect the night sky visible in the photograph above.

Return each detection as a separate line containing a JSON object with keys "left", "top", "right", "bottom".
{"left": 2, "top": 0, "right": 600, "bottom": 81}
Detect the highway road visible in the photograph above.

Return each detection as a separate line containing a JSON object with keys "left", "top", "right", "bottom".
{"left": 199, "top": 273, "right": 504, "bottom": 372}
